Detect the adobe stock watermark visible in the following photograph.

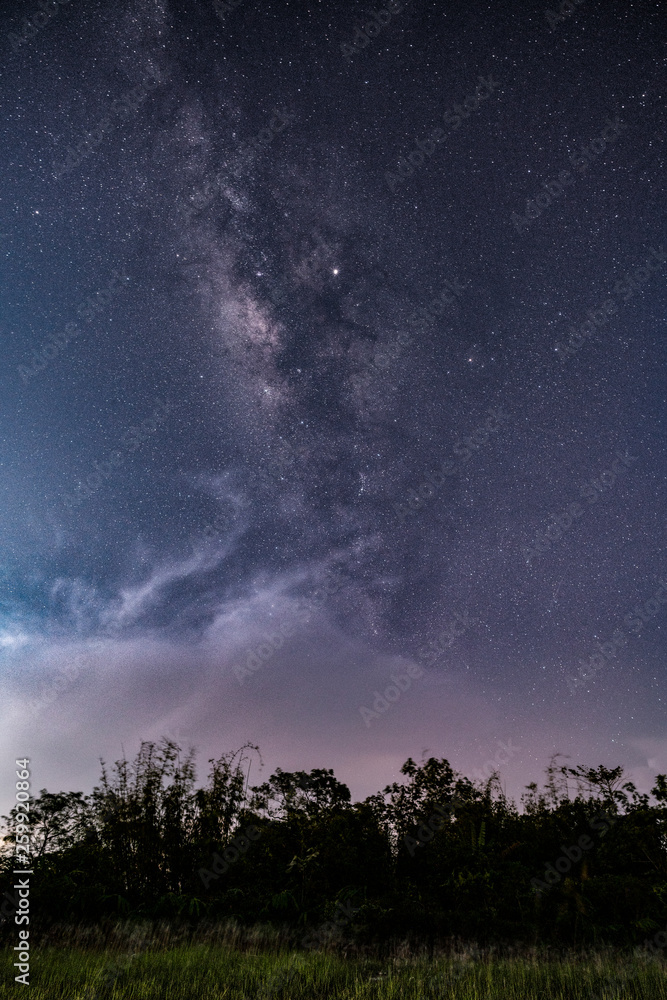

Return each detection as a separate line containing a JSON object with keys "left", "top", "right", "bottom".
{"left": 591, "top": 922, "right": 667, "bottom": 1000}
{"left": 52, "top": 64, "right": 167, "bottom": 180}
{"left": 522, "top": 447, "right": 639, "bottom": 565}
{"left": 198, "top": 823, "right": 262, "bottom": 888}
{"left": 253, "top": 431, "right": 310, "bottom": 490}
{"left": 240, "top": 903, "right": 357, "bottom": 994}
{"left": 255, "top": 268, "right": 289, "bottom": 310}
{"left": 405, "top": 279, "right": 468, "bottom": 328}
{"left": 530, "top": 811, "right": 616, "bottom": 893}
{"left": 470, "top": 739, "right": 520, "bottom": 784}
{"left": 511, "top": 116, "right": 626, "bottom": 234}
{"left": 26, "top": 651, "right": 92, "bottom": 719}
{"left": 580, "top": 448, "right": 639, "bottom": 502}
{"left": 63, "top": 399, "right": 173, "bottom": 510}
{"left": 160, "top": 723, "right": 197, "bottom": 748}
{"left": 386, "top": 75, "right": 501, "bottom": 193}
{"left": 340, "top": 0, "right": 411, "bottom": 62}
{"left": 27, "top": 627, "right": 123, "bottom": 719}
{"left": 233, "top": 567, "right": 347, "bottom": 683}
{"left": 247, "top": 956, "right": 309, "bottom": 1000}
{"left": 417, "top": 611, "right": 473, "bottom": 667}
{"left": 624, "top": 578, "right": 667, "bottom": 636}
{"left": 371, "top": 278, "right": 467, "bottom": 372}
{"left": 393, "top": 406, "right": 509, "bottom": 523}
{"left": 241, "top": 891, "right": 360, "bottom": 993}
{"left": 567, "top": 576, "right": 667, "bottom": 692}
{"left": 370, "top": 328, "right": 413, "bottom": 372}
{"left": 360, "top": 611, "right": 473, "bottom": 726}
{"left": 403, "top": 793, "right": 463, "bottom": 855}
{"left": 17, "top": 269, "right": 130, "bottom": 383}
{"left": 213, "top": 0, "right": 249, "bottom": 21}
{"left": 359, "top": 660, "right": 425, "bottom": 727}
{"left": 176, "top": 109, "right": 296, "bottom": 221}
{"left": 254, "top": 231, "right": 335, "bottom": 313}
{"left": 301, "top": 897, "right": 361, "bottom": 950}
{"left": 554, "top": 247, "right": 666, "bottom": 360}
{"left": 10, "top": 758, "right": 32, "bottom": 986}
{"left": 89, "top": 943, "right": 150, "bottom": 1000}
{"left": 544, "top": 0, "right": 586, "bottom": 31}
{"left": 293, "top": 229, "right": 338, "bottom": 289}
{"left": 200, "top": 501, "right": 237, "bottom": 547}
{"left": 420, "top": 964, "right": 470, "bottom": 995}
{"left": 8, "top": 0, "right": 72, "bottom": 55}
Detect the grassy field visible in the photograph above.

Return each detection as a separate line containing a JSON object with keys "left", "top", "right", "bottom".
{"left": 1, "top": 923, "right": 665, "bottom": 998}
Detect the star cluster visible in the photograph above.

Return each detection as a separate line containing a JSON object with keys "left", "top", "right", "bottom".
{"left": 0, "top": 0, "right": 665, "bottom": 809}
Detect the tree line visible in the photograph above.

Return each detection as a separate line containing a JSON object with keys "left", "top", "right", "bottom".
{"left": 1, "top": 740, "right": 666, "bottom": 948}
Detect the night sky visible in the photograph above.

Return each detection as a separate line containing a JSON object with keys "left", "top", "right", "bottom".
{"left": 1, "top": 0, "right": 665, "bottom": 816}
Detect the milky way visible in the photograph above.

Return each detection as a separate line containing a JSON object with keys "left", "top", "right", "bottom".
{"left": 0, "top": 0, "right": 665, "bottom": 812}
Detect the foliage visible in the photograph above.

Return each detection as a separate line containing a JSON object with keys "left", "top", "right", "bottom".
{"left": 1, "top": 741, "right": 666, "bottom": 948}
{"left": 1, "top": 938, "right": 666, "bottom": 999}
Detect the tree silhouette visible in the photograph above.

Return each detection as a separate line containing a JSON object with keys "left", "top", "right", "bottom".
{"left": 1, "top": 740, "right": 666, "bottom": 947}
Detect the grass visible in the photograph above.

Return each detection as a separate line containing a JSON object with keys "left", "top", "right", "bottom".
{"left": 0, "top": 922, "right": 665, "bottom": 998}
